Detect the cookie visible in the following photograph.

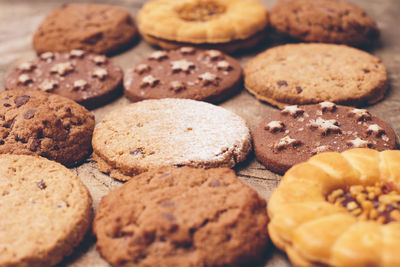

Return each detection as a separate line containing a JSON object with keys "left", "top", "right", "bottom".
{"left": 33, "top": 3, "right": 138, "bottom": 55}
{"left": 137, "top": 0, "right": 268, "bottom": 53}
{"left": 92, "top": 98, "right": 251, "bottom": 181}
{"left": 253, "top": 103, "right": 397, "bottom": 174}
{"left": 270, "top": 0, "right": 379, "bottom": 47}
{"left": 268, "top": 149, "right": 400, "bottom": 267}
{"left": 124, "top": 47, "right": 242, "bottom": 103}
{"left": 5, "top": 50, "right": 123, "bottom": 109}
{"left": 0, "top": 154, "right": 92, "bottom": 267}
{"left": 94, "top": 167, "right": 268, "bottom": 267}
{"left": 244, "top": 43, "right": 387, "bottom": 108}
{"left": 0, "top": 90, "right": 95, "bottom": 167}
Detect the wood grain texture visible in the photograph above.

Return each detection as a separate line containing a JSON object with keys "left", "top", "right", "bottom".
{"left": 0, "top": 0, "right": 399, "bottom": 266}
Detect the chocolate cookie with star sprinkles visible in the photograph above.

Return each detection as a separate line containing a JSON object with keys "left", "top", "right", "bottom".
{"left": 124, "top": 47, "right": 242, "bottom": 103}
{"left": 4, "top": 50, "right": 123, "bottom": 109}
{"left": 253, "top": 102, "right": 397, "bottom": 174}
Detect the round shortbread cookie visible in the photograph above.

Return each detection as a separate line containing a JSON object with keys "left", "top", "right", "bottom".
{"left": 33, "top": 3, "right": 138, "bottom": 55}
{"left": 244, "top": 43, "right": 387, "bottom": 108}
{"left": 270, "top": 0, "right": 379, "bottom": 47}
{"left": 92, "top": 98, "right": 251, "bottom": 181}
{"left": 253, "top": 103, "right": 397, "bottom": 174}
{"left": 5, "top": 50, "right": 123, "bottom": 109}
{"left": 0, "top": 90, "right": 95, "bottom": 167}
{"left": 137, "top": 0, "right": 268, "bottom": 53}
{"left": 124, "top": 47, "right": 242, "bottom": 103}
{"left": 94, "top": 167, "right": 268, "bottom": 267}
{"left": 0, "top": 154, "right": 92, "bottom": 267}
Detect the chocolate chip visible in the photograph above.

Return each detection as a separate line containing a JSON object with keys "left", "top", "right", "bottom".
{"left": 363, "top": 69, "right": 370, "bottom": 73}
{"left": 14, "top": 95, "right": 30, "bottom": 108}
{"left": 36, "top": 180, "right": 47, "bottom": 190}
{"left": 3, "top": 103, "right": 11, "bottom": 107}
{"left": 210, "top": 179, "right": 221, "bottom": 187}
{"left": 23, "top": 109, "right": 36, "bottom": 120}
{"left": 130, "top": 148, "right": 144, "bottom": 155}
{"left": 162, "top": 212, "right": 177, "bottom": 221}
{"left": 159, "top": 200, "right": 176, "bottom": 207}
{"left": 277, "top": 80, "right": 288, "bottom": 87}
{"left": 29, "top": 139, "right": 41, "bottom": 152}
{"left": 0, "top": 140, "right": 4, "bottom": 145}
{"left": 295, "top": 86, "right": 303, "bottom": 94}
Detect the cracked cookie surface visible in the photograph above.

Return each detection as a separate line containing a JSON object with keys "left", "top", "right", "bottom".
{"left": 94, "top": 167, "right": 268, "bottom": 267}
{"left": 92, "top": 98, "right": 251, "bottom": 181}
{"left": 0, "top": 90, "right": 94, "bottom": 167}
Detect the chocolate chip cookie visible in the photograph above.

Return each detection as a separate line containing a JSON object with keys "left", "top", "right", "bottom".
{"left": 33, "top": 3, "right": 138, "bottom": 55}
{"left": 270, "top": 0, "right": 379, "bottom": 46}
{"left": 92, "top": 98, "right": 251, "bottom": 181}
{"left": 5, "top": 50, "right": 123, "bottom": 109}
{"left": 0, "top": 154, "right": 92, "bottom": 267}
{"left": 0, "top": 90, "right": 95, "bottom": 167}
{"left": 124, "top": 47, "right": 242, "bottom": 103}
{"left": 253, "top": 102, "right": 396, "bottom": 174}
{"left": 244, "top": 43, "right": 387, "bottom": 108}
{"left": 94, "top": 167, "right": 268, "bottom": 267}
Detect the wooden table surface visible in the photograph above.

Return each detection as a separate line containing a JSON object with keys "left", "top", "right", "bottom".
{"left": 0, "top": 0, "right": 399, "bottom": 266}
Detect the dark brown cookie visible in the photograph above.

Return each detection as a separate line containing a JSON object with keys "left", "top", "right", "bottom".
{"left": 124, "top": 47, "right": 242, "bottom": 103}
{"left": 4, "top": 50, "right": 123, "bottom": 109}
{"left": 33, "top": 3, "right": 138, "bottom": 55}
{"left": 253, "top": 102, "right": 397, "bottom": 174}
{"left": 93, "top": 167, "right": 268, "bottom": 267}
{"left": 0, "top": 90, "right": 95, "bottom": 167}
{"left": 270, "top": 0, "right": 379, "bottom": 47}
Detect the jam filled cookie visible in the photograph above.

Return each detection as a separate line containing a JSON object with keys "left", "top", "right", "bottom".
{"left": 0, "top": 90, "right": 94, "bottom": 167}
{"left": 0, "top": 154, "right": 92, "bottom": 267}
{"left": 33, "top": 3, "right": 138, "bottom": 55}
{"left": 94, "top": 167, "right": 268, "bottom": 267}
{"left": 244, "top": 43, "right": 387, "bottom": 108}
{"left": 137, "top": 0, "right": 268, "bottom": 53}
{"left": 5, "top": 50, "right": 123, "bottom": 109}
{"left": 270, "top": 0, "right": 379, "bottom": 47}
{"left": 124, "top": 47, "right": 242, "bottom": 103}
{"left": 253, "top": 103, "right": 396, "bottom": 174}
{"left": 92, "top": 99, "right": 251, "bottom": 181}
{"left": 268, "top": 149, "right": 400, "bottom": 267}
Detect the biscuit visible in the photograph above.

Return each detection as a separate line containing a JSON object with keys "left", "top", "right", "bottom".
{"left": 244, "top": 43, "right": 387, "bottom": 108}
{"left": 92, "top": 98, "right": 251, "bottom": 181}
{"left": 268, "top": 149, "right": 400, "bottom": 266}
{"left": 253, "top": 103, "right": 397, "bottom": 174}
{"left": 124, "top": 47, "right": 242, "bottom": 103}
{"left": 5, "top": 50, "right": 123, "bottom": 109}
{"left": 94, "top": 167, "right": 268, "bottom": 267}
{"left": 0, "top": 90, "right": 95, "bottom": 167}
{"left": 0, "top": 154, "right": 92, "bottom": 267}
{"left": 137, "top": 0, "right": 268, "bottom": 53}
{"left": 270, "top": 0, "right": 379, "bottom": 47}
{"left": 33, "top": 3, "right": 138, "bottom": 55}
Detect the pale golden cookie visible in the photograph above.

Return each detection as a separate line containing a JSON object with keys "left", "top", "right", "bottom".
{"left": 0, "top": 154, "right": 92, "bottom": 267}
{"left": 244, "top": 43, "right": 387, "bottom": 108}
{"left": 137, "top": 0, "right": 268, "bottom": 53}
{"left": 268, "top": 149, "right": 400, "bottom": 267}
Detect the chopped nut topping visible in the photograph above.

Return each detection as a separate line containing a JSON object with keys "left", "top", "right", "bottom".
{"left": 349, "top": 108, "right": 372, "bottom": 121}
{"left": 281, "top": 105, "right": 304, "bottom": 118}
{"left": 274, "top": 136, "right": 302, "bottom": 150}
{"left": 171, "top": 60, "right": 195, "bottom": 73}
{"left": 366, "top": 124, "right": 385, "bottom": 137}
{"left": 199, "top": 72, "right": 219, "bottom": 86}
{"left": 18, "top": 74, "right": 33, "bottom": 85}
{"left": 50, "top": 62, "right": 74, "bottom": 76}
{"left": 347, "top": 137, "right": 371, "bottom": 148}
{"left": 39, "top": 79, "right": 58, "bottom": 92}
{"left": 73, "top": 79, "right": 88, "bottom": 91}
{"left": 217, "top": 60, "right": 231, "bottom": 71}
{"left": 180, "top": 47, "right": 196, "bottom": 54}
{"left": 308, "top": 117, "right": 341, "bottom": 135}
{"left": 169, "top": 81, "right": 186, "bottom": 92}
{"left": 205, "top": 50, "right": 223, "bottom": 60}
{"left": 134, "top": 64, "right": 151, "bottom": 74}
{"left": 92, "top": 68, "right": 108, "bottom": 80}
{"left": 18, "top": 62, "right": 36, "bottom": 72}
{"left": 149, "top": 51, "right": 168, "bottom": 61}
{"left": 40, "top": 52, "right": 54, "bottom": 61}
{"left": 141, "top": 75, "right": 159, "bottom": 88}
{"left": 265, "top": 121, "right": 285, "bottom": 133}
{"left": 327, "top": 182, "right": 400, "bottom": 224}
{"left": 92, "top": 55, "right": 107, "bottom": 65}
{"left": 319, "top": 101, "right": 336, "bottom": 112}
{"left": 69, "top": 49, "right": 85, "bottom": 58}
